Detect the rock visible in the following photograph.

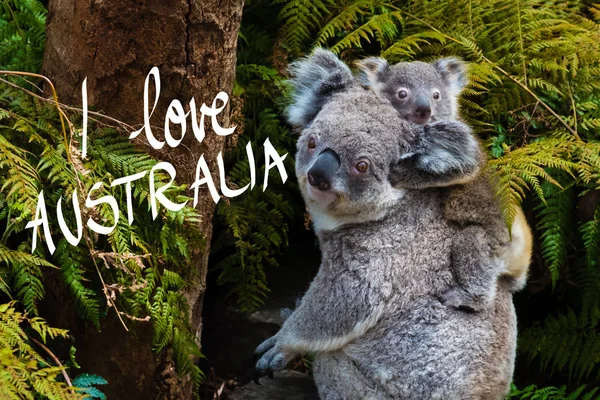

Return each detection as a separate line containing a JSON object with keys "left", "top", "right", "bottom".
{"left": 227, "top": 371, "right": 319, "bottom": 400}
{"left": 200, "top": 244, "right": 321, "bottom": 384}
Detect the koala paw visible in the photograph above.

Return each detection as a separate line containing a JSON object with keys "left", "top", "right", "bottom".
{"left": 254, "top": 335, "right": 293, "bottom": 382}
{"left": 439, "top": 287, "right": 489, "bottom": 312}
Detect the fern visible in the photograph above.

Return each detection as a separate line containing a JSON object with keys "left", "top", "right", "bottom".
{"left": 330, "top": 10, "right": 402, "bottom": 54}
{"left": 580, "top": 203, "right": 600, "bottom": 272}
{"left": 54, "top": 240, "right": 101, "bottom": 327}
{"left": 0, "top": 301, "right": 83, "bottom": 400}
{"left": 213, "top": 109, "right": 296, "bottom": 312}
{"left": 519, "top": 305, "right": 600, "bottom": 383}
{"left": 71, "top": 373, "right": 108, "bottom": 400}
{"left": 210, "top": 18, "right": 302, "bottom": 312}
{"left": 508, "top": 384, "right": 600, "bottom": 399}
{"left": 274, "top": 0, "right": 334, "bottom": 56}
{"left": 0, "top": 0, "right": 46, "bottom": 73}
{"left": 534, "top": 174, "right": 575, "bottom": 286}
{"left": 314, "top": 0, "right": 382, "bottom": 48}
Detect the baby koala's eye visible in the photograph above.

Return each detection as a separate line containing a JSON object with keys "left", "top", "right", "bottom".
{"left": 355, "top": 161, "right": 369, "bottom": 173}
{"left": 308, "top": 136, "right": 317, "bottom": 149}
{"left": 397, "top": 90, "right": 408, "bottom": 99}
{"left": 433, "top": 91, "right": 441, "bottom": 100}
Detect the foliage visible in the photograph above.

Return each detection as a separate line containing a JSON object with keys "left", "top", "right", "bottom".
{"left": 0, "top": 301, "right": 83, "bottom": 400}
{"left": 72, "top": 373, "right": 108, "bottom": 399}
{"left": 533, "top": 174, "right": 575, "bottom": 286}
{"left": 508, "top": 384, "right": 600, "bottom": 399}
{"left": 273, "top": 0, "right": 600, "bottom": 217}
{"left": 519, "top": 304, "right": 600, "bottom": 383}
{"left": 0, "top": 78, "right": 206, "bottom": 392}
{"left": 211, "top": 19, "right": 299, "bottom": 311}
{"left": 0, "top": 0, "right": 46, "bottom": 72}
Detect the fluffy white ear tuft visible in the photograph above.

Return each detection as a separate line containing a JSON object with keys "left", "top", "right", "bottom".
{"left": 432, "top": 57, "right": 468, "bottom": 96}
{"left": 286, "top": 48, "right": 354, "bottom": 129}
{"left": 355, "top": 57, "right": 390, "bottom": 89}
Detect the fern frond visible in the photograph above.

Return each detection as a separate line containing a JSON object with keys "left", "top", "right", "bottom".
{"left": 275, "top": 0, "right": 334, "bottom": 56}
{"left": 0, "top": 302, "right": 83, "bottom": 400}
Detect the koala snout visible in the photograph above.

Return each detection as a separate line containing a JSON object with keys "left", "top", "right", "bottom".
{"left": 307, "top": 149, "right": 340, "bottom": 191}
{"left": 414, "top": 95, "right": 432, "bottom": 121}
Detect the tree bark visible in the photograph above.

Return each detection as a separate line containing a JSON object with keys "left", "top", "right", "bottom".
{"left": 41, "top": 0, "right": 244, "bottom": 398}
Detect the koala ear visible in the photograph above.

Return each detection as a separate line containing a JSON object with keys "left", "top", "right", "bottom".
{"left": 433, "top": 57, "right": 468, "bottom": 96}
{"left": 355, "top": 57, "right": 390, "bottom": 88}
{"left": 286, "top": 48, "right": 354, "bottom": 129}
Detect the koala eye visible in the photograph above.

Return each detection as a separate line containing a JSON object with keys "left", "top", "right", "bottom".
{"left": 433, "top": 91, "right": 441, "bottom": 100}
{"left": 308, "top": 136, "right": 317, "bottom": 149}
{"left": 397, "top": 89, "right": 408, "bottom": 99}
{"left": 355, "top": 161, "right": 369, "bottom": 173}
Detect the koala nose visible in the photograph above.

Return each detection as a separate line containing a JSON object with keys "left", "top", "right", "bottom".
{"left": 414, "top": 95, "right": 431, "bottom": 119}
{"left": 307, "top": 149, "right": 340, "bottom": 191}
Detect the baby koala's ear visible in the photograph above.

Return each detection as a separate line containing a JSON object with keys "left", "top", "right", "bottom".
{"left": 355, "top": 57, "right": 390, "bottom": 88}
{"left": 286, "top": 48, "right": 354, "bottom": 129}
{"left": 432, "top": 57, "right": 468, "bottom": 96}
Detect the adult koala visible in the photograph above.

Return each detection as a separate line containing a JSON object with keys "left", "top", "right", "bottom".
{"left": 255, "top": 49, "right": 516, "bottom": 400}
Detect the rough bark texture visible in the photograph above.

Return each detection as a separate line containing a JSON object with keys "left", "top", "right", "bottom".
{"left": 41, "top": 0, "right": 243, "bottom": 398}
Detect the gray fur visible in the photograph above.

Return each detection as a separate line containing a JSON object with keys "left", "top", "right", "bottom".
{"left": 286, "top": 48, "right": 355, "bottom": 129}
{"left": 356, "top": 56, "right": 467, "bottom": 123}
{"left": 255, "top": 53, "right": 516, "bottom": 399}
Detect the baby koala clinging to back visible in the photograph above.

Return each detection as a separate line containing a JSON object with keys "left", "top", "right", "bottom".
{"left": 357, "top": 57, "right": 465, "bottom": 124}
{"left": 357, "top": 56, "right": 532, "bottom": 297}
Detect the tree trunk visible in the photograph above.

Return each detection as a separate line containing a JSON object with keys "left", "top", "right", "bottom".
{"left": 41, "top": 0, "right": 244, "bottom": 398}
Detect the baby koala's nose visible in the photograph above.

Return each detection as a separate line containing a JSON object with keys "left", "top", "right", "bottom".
{"left": 414, "top": 95, "right": 432, "bottom": 120}
{"left": 415, "top": 107, "right": 431, "bottom": 119}
{"left": 307, "top": 149, "right": 340, "bottom": 191}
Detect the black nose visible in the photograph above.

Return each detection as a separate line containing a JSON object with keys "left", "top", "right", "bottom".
{"left": 414, "top": 95, "right": 431, "bottom": 119}
{"left": 307, "top": 149, "right": 340, "bottom": 191}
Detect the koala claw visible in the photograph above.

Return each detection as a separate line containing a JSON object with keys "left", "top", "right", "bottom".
{"left": 255, "top": 336, "right": 277, "bottom": 356}
{"left": 254, "top": 334, "right": 292, "bottom": 383}
{"left": 440, "top": 287, "right": 487, "bottom": 312}
{"left": 256, "top": 346, "right": 289, "bottom": 374}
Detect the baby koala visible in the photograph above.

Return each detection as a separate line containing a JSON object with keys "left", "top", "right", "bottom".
{"left": 357, "top": 56, "right": 532, "bottom": 294}
{"left": 356, "top": 57, "right": 465, "bottom": 124}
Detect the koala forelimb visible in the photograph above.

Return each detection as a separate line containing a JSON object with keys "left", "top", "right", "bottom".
{"left": 255, "top": 266, "right": 387, "bottom": 374}
{"left": 392, "top": 120, "right": 484, "bottom": 189}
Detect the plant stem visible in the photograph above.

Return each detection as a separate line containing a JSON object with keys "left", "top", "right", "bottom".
{"left": 30, "top": 337, "right": 75, "bottom": 391}
{"left": 0, "top": 71, "right": 73, "bottom": 160}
